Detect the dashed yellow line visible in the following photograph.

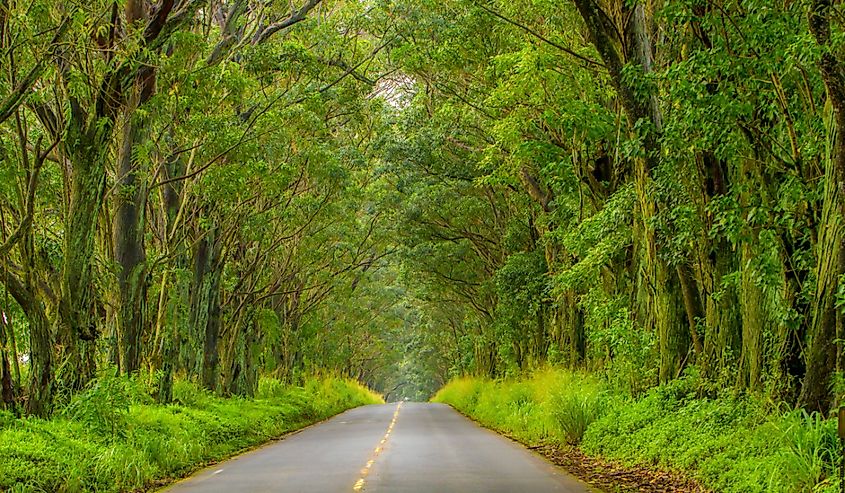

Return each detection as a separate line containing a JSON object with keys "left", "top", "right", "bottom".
{"left": 352, "top": 402, "right": 402, "bottom": 492}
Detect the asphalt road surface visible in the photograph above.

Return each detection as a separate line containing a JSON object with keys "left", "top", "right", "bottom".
{"left": 161, "top": 402, "right": 593, "bottom": 493}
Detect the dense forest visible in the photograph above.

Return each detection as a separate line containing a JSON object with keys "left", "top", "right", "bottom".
{"left": 2, "top": 0, "right": 845, "bottom": 428}
{"left": 390, "top": 0, "right": 845, "bottom": 414}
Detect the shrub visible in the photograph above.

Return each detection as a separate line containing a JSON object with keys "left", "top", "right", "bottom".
{"left": 257, "top": 377, "right": 288, "bottom": 399}
{"left": 172, "top": 379, "right": 214, "bottom": 407}
{"left": 774, "top": 409, "right": 840, "bottom": 492}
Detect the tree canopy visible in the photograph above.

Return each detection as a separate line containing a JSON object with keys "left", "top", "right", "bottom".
{"left": 1, "top": 0, "right": 845, "bottom": 415}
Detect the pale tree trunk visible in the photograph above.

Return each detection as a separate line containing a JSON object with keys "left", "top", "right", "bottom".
{"left": 736, "top": 159, "right": 765, "bottom": 390}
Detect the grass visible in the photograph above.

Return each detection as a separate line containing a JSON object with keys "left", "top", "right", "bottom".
{"left": 0, "top": 375, "right": 382, "bottom": 492}
{"left": 433, "top": 368, "right": 842, "bottom": 493}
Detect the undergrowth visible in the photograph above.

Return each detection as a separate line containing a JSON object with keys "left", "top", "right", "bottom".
{"left": 0, "top": 375, "right": 381, "bottom": 492}
{"left": 433, "top": 368, "right": 841, "bottom": 493}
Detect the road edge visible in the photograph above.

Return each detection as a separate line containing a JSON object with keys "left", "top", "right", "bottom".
{"left": 431, "top": 402, "right": 603, "bottom": 492}
{"left": 148, "top": 403, "right": 383, "bottom": 493}
{"left": 439, "top": 403, "right": 709, "bottom": 493}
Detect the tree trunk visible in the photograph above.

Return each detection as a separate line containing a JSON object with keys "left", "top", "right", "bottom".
{"left": 799, "top": 154, "right": 844, "bottom": 411}
{"left": 0, "top": 316, "right": 14, "bottom": 408}
{"left": 777, "top": 234, "right": 810, "bottom": 403}
{"left": 114, "top": 0, "right": 156, "bottom": 372}
{"left": 560, "top": 289, "right": 585, "bottom": 366}
{"left": 799, "top": 0, "right": 845, "bottom": 413}
{"left": 155, "top": 149, "right": 186, "bottom": 403}
{"left": 189, "top": 226, "right": 224, "bottom": 392}
{"left": 58, "top": 120, "right": 113, "bottom": 389}
{"left": 574, "top": 0, "right": 692, "bottom": 382}
{"left": 738, "top": 240, "right": 765, "bottom": 390}
{"left": 699, "top": 244, "right": 741, "bottom": 380}
{"left": 0, "top": 266, "right": 52, "bottom": 416}
{"left": 115, "top": 97, "right": 149, "bottom": 375}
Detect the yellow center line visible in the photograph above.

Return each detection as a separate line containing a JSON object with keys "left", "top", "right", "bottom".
{"left": 352, "top": 402, "right": 403, "bottom": 492}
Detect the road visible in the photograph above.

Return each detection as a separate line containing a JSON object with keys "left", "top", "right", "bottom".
{"left": 161, "top": 402, "right": 593, "bottom": 492}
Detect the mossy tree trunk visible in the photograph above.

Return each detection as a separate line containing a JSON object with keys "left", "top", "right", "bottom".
{"left": 800, "top": 146, "right": 844, "bottom": 412}
{"left": 0, "top": 308, "right": 14, "bottom": 407}
{"left": 735, "top": 158, "right": 766, "bottom": 390}
{"left": 189, "top": 224, "right": 224, "bottom": 392}
{"left": 115, "top": 97, "right": 150, "bottom": 375}
{"left": 799, "top": 0, "right": 845, "bottom": 413}
{"left": 1, "top": 264, "right": 52, "bottom": 416}
{"left": 58, "top": 118, "right": 114, "bottom": 389}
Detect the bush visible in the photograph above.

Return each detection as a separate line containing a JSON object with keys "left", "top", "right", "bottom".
{"left": 433, "top": 369, "right": 605, "bottom": 445}
{"left": 172, "top": 379, "right": 215, "bottom": 407}
{"left": 774, "top": 410, "right": 840, "bottom": 493}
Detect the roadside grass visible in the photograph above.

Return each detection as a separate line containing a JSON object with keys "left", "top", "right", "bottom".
{"left": 433, "top": 368, "right": 841, "bottom": 493}
{"left": 0, "top": 375, "right": 382, "bottom": 493}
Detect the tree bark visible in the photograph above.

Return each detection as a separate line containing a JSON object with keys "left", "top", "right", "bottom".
{"left": 0, "top": 315, "right": 15, "bottom": 408}
{"left": 189, "top": 226, "right": 224, "bottom": 392}
{"left": 0, "top": 266, "right": 52, "bottom": 416}
{"left": 58, "top": 120, "right": 113, "bottom": 388}
{"left": 114, "top": 88, "right": 153, "bottom": 374}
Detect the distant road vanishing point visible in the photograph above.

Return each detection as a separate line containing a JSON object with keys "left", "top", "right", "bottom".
{"left": 161, "top": 402, "right": 592, "bottom": 492}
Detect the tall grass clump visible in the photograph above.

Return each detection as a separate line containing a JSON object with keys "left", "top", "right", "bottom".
{"left": 0, "top": 374, "right": 381, "bottom": 493}
{"left": 434, "top": 368, "right": 842, "bottom": 493}
{"left": 548, "top": 375, "right": 607, "bottom": 444}
{"left": 434, "top": 368, "right": 605, "bottom": 445}
{"left": 773, "top": 409, "right": 840, "bottom": 493}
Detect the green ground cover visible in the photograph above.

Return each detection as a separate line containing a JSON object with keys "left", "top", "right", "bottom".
{"left": 1, "top": 375, "right": 382, "bottom": 492}
{"left": 434, "top": 369, "right": 840, "bottom": 493}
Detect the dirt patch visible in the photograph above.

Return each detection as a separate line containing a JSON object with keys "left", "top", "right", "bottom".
{"left": 533, "top": 444, "right": 710, "bottom": 493}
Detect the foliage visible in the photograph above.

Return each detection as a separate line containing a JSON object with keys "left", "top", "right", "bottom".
{"left": 375, "top": 0, "right": 845, "bottom": 418}
{"left": 62, "top": 371, "right": 152, "bottom": 437}
{"left": 433, "top": 369, "right": 606, "bottom": 445}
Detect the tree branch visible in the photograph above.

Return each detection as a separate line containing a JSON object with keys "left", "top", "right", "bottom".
{"left": 472, "top": 1, "right": 604, "bottom": 68}
{"left": 253, "top": 0, "right": 323, "bottom": 45}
